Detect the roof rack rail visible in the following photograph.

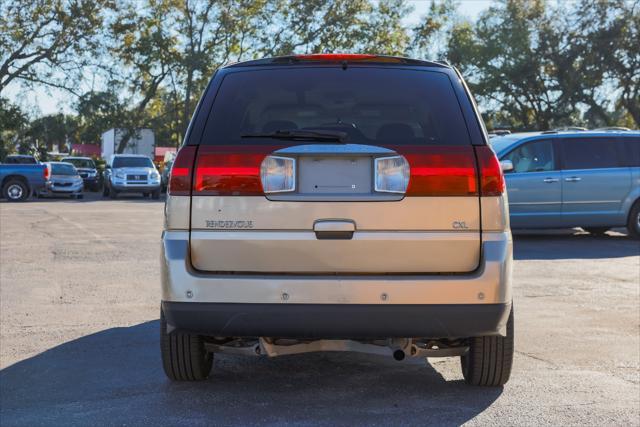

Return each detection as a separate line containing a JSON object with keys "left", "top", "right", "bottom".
{"left": 551, "top": 127, "right": 588, "bottom": 131}
{"left": 541, "top": 130, "right": 558, "bottom": 134}
{"left": 593, "top": 127, "right": 631, "bottom": 131}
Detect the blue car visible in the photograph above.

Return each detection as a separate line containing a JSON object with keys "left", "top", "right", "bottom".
{"left": 490, "top": 130, "right": 640, "bottom": 238}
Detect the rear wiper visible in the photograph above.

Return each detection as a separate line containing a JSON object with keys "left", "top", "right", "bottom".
{"left": 241, "top": 129, "right": 347, "bottom": 142}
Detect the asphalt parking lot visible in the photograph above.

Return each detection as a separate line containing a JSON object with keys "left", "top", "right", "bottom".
{"left": 1, "top": 193, "right": 639, "bottom": 426}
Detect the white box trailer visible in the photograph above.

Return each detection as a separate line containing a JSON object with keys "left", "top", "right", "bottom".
{"left": 101, "top": 128, "right": 155, "bottom": 160}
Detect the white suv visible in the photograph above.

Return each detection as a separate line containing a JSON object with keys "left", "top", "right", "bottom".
{"left": 103, "top": 154, "right": 161, "bottom": 199}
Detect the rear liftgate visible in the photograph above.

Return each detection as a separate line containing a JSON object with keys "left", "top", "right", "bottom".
{"left": 188, "top": 143, "right": 486, "bottom": 274}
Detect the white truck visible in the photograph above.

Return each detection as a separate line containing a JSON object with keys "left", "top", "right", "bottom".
{"left": 101, "top": 128, "right": 155, "bottom": 159}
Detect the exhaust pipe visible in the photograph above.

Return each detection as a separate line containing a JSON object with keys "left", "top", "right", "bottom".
{"left": 393, "top": 349, "right": 406, "bottom": 361}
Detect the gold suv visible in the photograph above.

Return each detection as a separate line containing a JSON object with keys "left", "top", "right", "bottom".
{"left": 160, "top": 54, "right": 514, "bottom": 386}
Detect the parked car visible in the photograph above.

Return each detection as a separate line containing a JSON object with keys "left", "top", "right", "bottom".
{"left": 0, "top": 161, "right": 48, "bottom": 202}
{"left": 3, "top": 154, "right": 38, "bottom": 164}
{"left": 491, "top": 130, "right": 640, "bottom": 238}
{"left": 38, "top": 162, "right": 84, "bottom": 199}
{"left": 160, "top": 54, "right": 514, "bottom": 386}
{"left": 103, "top": 154, "right": 161, "bottom": 199}
{"left": 61, "top": 156, "right": 101, "bottom": 191}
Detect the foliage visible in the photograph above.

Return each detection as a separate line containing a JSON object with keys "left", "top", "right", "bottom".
{"left": 436, "top": 0, "right": 639, "bottom": 130}
{"left": 0, "top": 0, "right": 114, "bottom": 94}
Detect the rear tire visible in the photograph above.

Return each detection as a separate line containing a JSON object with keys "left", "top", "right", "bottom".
{"left": 160, "top": 308, "right": 213, "bottom": 381}
{"left": 2, "top": 178, "right": 29, "bottom": 202}
{"left": 461, "top": 307, "right": 514, "bottom": 386}
{"left": 627, "top": 201, "right": 640, "bottom": 240}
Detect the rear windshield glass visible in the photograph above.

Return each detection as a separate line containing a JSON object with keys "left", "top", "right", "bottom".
{"left": 112, "top": 157, "right": 153, "bottom": 168}
{"left": 63, "top": 158, "right": 95, "bottom": 168}
{"left": 202, "top": 68, "right": 471, "bottom": 145}
{"left": 51, "top": 164, "right": 77, "bottom": 175}
{"left": 5, "top": 156, "right": 37, "bottom": 164}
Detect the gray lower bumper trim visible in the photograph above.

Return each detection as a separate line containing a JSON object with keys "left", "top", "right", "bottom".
{"left": 162, "top": 301, "right": 511, "bottom": 339}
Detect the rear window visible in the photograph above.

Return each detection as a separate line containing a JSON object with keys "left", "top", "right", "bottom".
{"left": 201, "top": 68, "right": 471, "bottom": 146}
{"left": 51, "top": 164, "right": 77, "bottom": 175}
{"left": 624, "top": 138, "right": 640, "bottom": 167}
{"left": 561, "top": 138, "right": 622, "bottom": 169}
{"left": 112, "top": 157, "right": 153, "bottom": 168}
{"left": 5, "top": 156, "right": 37, "bottom": 164}
{"left": 63, "top": 158, "right": 95, "bottom": 168}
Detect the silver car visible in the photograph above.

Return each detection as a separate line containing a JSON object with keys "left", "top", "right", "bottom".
{"left": 39, "top": 162, "right": 84, "bottom": 199}
{"left": 160, "top": 54, "right": 513, "bottom": 386}
{"left": 103, "top": 154, "right": 161, "bottom": 199}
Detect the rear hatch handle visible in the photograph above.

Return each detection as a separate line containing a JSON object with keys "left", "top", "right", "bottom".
{"left": 313, "top": 220, "right": 356, "bottom": 240}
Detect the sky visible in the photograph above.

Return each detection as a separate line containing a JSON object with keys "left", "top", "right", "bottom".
{"left": 4, "top": 0, "right": 495, "bottom": 117}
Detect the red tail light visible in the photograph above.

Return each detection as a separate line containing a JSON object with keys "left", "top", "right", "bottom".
{"left": 43, "top": 165, "right": 50, "bottom": 180}
{"left": 396, "top": 146, "right": 478, "bottom": 196}
{"left": 475, "top": 145, "right": 505, "bottom": 196}
{"left": 193, "top": 146, "right": 280, "bottom": 195}
{"left": 168, "top": 146, "right": 197, "bottom": 195}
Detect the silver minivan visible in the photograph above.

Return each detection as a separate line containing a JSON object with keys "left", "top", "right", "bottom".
{"left": 161, "top": 54, "right": 514, "bottom": 386}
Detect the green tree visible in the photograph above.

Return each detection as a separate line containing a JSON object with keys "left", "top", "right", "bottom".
{"left": 0, "top": 98, "right": 28, "bottom": 160}
{"left": 75, "top": 90, "right": 127, "bottom": 144}
{"left": 0, "top": 0, "right": 112, "bottom": 94}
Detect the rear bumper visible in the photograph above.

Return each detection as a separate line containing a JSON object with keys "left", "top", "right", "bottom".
{"left": 162, "top": 301, "right": 511, "bottom": 338}
{"left": 161, "top": 230, "right": 512, "bottom": 337}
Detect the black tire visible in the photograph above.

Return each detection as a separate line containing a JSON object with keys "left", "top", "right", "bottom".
{"left": 461, "top": 307, "right": 514, "bottom": 386}
{"left": 2, "top": 178, "right": 29, "bottom": 202}
{"left": 152, "top": 189, "right": 160, "bottom": 200}
{"left": 584, "top": 227, "right": 609, "bottom": 236}
{"left": 160, "top": 308, "right": 213, "bottom": 381}
{"left": 627, "top": 201, "right": 640, "bottom": 240}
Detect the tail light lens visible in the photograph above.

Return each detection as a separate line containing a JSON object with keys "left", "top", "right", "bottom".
{"left": 261, "top": 156, "right": 296, "bottom": 193}
{"left": 43, "top": 165, "right": 50, "bottom": 180}
{"left": 168, "top": 146, "right": 197, "bottom": 195}
{"left": 475, "top": 145, "right": 505, "bottom": 196}
{"left": 193, "top": 146, "right": 279, "bottom": 195}
{"left": 397, "top": 146, "right": 478, "bottom": 196}
{"left": 374, "top": 156, "right": 409, "bottom": 193}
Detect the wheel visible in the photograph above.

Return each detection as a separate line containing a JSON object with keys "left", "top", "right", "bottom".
{"left": 461, "top": 306, "right": 514, "bottom": 386}
{"left": 160, "top": 308, "right": 213, "bottom": 381}
{"left": 152, "top": 189, "right": 160, "bottom": 200}
{"left": 584, "top": 227, "right": 609, "bottom": 236}
{"left": 2, "top": 179, "right": 29, "bottom": 202}
{"left": 627, "top": 201, "right": 640, "bottom": 239}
